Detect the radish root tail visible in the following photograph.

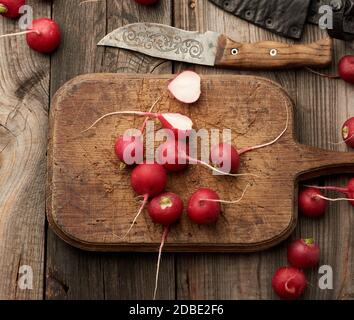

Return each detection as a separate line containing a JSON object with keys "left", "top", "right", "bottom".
{"left": 153, "top": 226, "right": 169, "bottom": 300}
{"left": 329, "top": 133, "right": 354, "bottom": 145}
{"left": 81, "top": 111, "right": 154, "bottom": 133}
{"left": 305, "top": 67, "right": 340, "bottom": 79}
{"left": 187, "top": 156, "right": 259, "bottom": 178}
{"left": 119, "top": 194, "right": 149, "bottom": 240}
{"left": 202, "top": 183, "right": 251, "bottom": 204}
{"left": 0, "top": 30, "right": 39, "bottom": 39}
{"left": 238, "top": 98, "right": 290, "bottom": 155}
{"left": 140, "top": 96, "right": 162, "bottom": 133}
{"left": 79, "top": 0, "right": 100, "bottom": 5}
{"left": 304, "top": 185, "right": 349, "bottom": 194}
{"left": 316, "top": 195, "right": 354, "bottom": 202}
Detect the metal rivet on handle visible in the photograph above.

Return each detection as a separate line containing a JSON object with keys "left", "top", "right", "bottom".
{"left": 231, "top": 48, "right": 239, "bottom": 55}
{"left": 270, "top": 49, "right": 278, "bottom": 56}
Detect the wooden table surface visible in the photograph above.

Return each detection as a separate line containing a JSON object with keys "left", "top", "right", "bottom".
{"left": 0, "top": 0, "right": 353, "bottom": 300}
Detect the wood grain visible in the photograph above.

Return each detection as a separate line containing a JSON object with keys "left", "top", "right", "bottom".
{"left": 174, "top": 0, "right": 354, "bottom": 300}
{"left": 0, "top": 0, "right": 51, "bottom": 299}
{"left": 45, "top": 0, "right": 174, "bottom": 300}
{"left": 47, "top": 73, "right": 354, "bottom": 252}
{"left": 0, "top": 0, "right": 353, "bottom": 300}
{"left": 174, "top": 0, "right": 289, "bottom": 300}
{"left": 215, "top": 36, "right": 333, "bottom": 69}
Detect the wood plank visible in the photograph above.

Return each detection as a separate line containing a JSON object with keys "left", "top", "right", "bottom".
{"left": 0, "top": 0, "right": 51, "bottom": 299}
{"left": 46, "top": 0, "right": 174, "bottom": 300}
{"left": 174, "top": 0, "right": 354, "bottom": 299}
{"left": 293, "top": 31, "right": 354, "bottom": 300}
{"left": 174, "top": 0, "right": 287, "bottom": 300}
{"left": 47, "top": 73, "right": 354, "bottom": 252}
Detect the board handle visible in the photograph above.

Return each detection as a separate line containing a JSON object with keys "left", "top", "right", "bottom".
{"left": 215, "top": 36, "right": 333, "bottom": 70}
{"left": 295, "top": 144, "right": 354, "bottom": 181}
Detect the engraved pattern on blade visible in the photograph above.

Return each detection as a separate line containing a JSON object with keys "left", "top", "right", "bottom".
{"left": 98, "top": 23, "right": 219, "bottom": 66}
{"left": 123, "top": 30, "right": 204, "bottom": 59}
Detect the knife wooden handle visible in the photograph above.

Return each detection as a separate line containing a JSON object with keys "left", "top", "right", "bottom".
{"left": 215, "top": 36, "right": 333, "bottom": 70}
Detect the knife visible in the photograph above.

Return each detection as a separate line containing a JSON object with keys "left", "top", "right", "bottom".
{"left": 98, "top": 23, "right": 333, "bottom": 70}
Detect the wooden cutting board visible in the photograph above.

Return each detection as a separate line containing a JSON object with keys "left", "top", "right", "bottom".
{"left": 47, "top": 74, "right": 354, "bottom": 252}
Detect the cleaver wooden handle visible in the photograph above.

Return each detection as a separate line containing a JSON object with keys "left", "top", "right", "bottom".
{"left": 295, "top": 144, "right": 354, "bottom": 181}
{"left": 215, "top": 37, "right": 333, "bottom": 70}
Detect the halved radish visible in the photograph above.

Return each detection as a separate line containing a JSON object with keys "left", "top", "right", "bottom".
{"left": 168, "top": 71, "right": 201, "bottom": 104}
{"left": 157, "top": 112, "right": 193, "bottom": 137}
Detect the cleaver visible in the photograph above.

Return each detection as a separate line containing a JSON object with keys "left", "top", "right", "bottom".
{"left": 98, "top": 23, "right": 333, "bottom": 70}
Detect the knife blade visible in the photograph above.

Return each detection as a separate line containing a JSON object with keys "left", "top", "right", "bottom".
{"left": 98, "top": 23, "right": 333, "bottom": 70}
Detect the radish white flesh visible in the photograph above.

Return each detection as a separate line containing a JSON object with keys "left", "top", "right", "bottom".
{"left": 168, "top": 71, "right": 201, "bottom": 104}
{"left": 159, "top": 113, "right": 193, "bottom": 131}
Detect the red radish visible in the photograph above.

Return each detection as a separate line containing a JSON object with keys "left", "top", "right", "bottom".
{"left": 306, "top": 178, "right": 354, "bottom": 207}
{"left": 135, "top": 0, "right": 159, "bottom": 5}
{"left": 114, "top": 134, "right": 144, "bottom": 166}
{"left": 187, "top": 188, "right": 221, "bottom": 225}
{"left": 348, "top": 179, "right": 354, "bottom": 206}
{"left": 120, "top": 163, "right": 167, "bottom": 239}
{"left": 26, "top": 18, "right": 61, "bottom": 53}
{"left": 338, "top": 55, "right": 354, "bottom": 84}
{"left": 86, "top": 109, "right": 253, "bottom": 177}
{"left": 272, "top": 267, "right": 307, "bottom": 300}
{"left": 148, "top": 192, "right": 183, "bottom": 226}
{"left": 342, "top": 117, "right": 354, "bottom": 148}
{"left": 147, "top": 192, "right": 183, "bottom": 299}
{"left": 0, "top": 0, "right": 25, "bottom": 19}
{"left": 287, "top": 238, "right": 320, "bottom": 269}
{"left": 114, "top": 98, "right": 160, "bottom": 166}
{"left": 210, "top": 143, "right": 240, "bottom": 174}
{"left": 83, "top": 111, "right": 193, "bottom": 138}
{"left": 131, "top": 163, "right": 167, "bottom": 200}
{"left": 156, "top": 138, "right": 254, "bottom": 177}
{"left": 209, "top": 104, "right": 289, "bottom": 174}
{"left": 156, "top": 138, "right": 189, "bottom": 172}
{"left": 168, "top": 71, "right": 201, "bottom": 104}
{"left": 0, "top": 17, "right": 61, "bottom": 54}
{"left": 187, "top": 184, "right": 250, "bottom": 225}
{"left": 299, "top": 188, "right": 327, "bottom": 218}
